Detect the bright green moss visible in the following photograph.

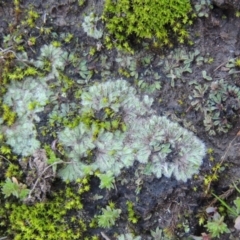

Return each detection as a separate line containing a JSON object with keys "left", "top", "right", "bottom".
{"left": 102, "top": 0, "right": 193, "bottom": 51}
{"left": 1, "top": 186, "right": 86, "bottom": 239}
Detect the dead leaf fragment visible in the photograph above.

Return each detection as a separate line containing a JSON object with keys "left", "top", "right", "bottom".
{"left": 11, "top": 177, "right": 18, "bottom": 184}
{"left": 234, "top": 215, "right": 240, "bottom": 230}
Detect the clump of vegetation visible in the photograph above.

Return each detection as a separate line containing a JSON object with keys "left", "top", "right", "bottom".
{"left": 163, "top": 48, "right": 200, "bottom": 87}
{"left": 97, "top": 204, "right": 121, "bottom": 228}
{"left": 201, "top": 182, "right": 240, "bottom": 238}
{"left": 0, "top": 1, "right": 222, "bottom": 239}
{"left": 189, "top": 79, "right": 240, "bottom": 135}
{"left": 204, "top": 79, "right": 240, "bottom": 135}
{"left": 0, "top": 185, "right": 87, "bottom": 239}
{"left": 97, "top": 171, "right": 115, "bottom": 190}
{"left": 117, "top": 233, "right": 141, "bottom": 240}
{"left": 235, "top": 58, "right": 240, "bottom": 67}
{"left": 205, "top": 210, "right": 230, "bottom": 238}
{"left": 57, "top": 79, "right": 205, "bottom": 183}
{"left": 150, "top": 227, "right": 174, "bottom": 240}
{"left": 194, "top": 0, "right": 212, "bottom": 18}
{"left": 126, "top": 200, "right": 139, "bottom": 224}
{"left": 102, "top": 0, "right": 193, "bottom": 51}
{"left": 82, "top": 12, "right": 103, "bottom": 39}
{"left": 2, "top": 177, "right": 29, "bottom": 200}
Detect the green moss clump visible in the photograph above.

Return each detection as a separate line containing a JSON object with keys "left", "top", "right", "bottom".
{"left": 102, "top": 0, "right": 193, "bottom": 51}
{"left": 1, "top": 186, "right": 86, "bottom": 239}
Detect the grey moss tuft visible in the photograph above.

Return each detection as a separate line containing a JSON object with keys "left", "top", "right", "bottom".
{"left": 141, "top": 116, "right": 205, "bottom": 181}
{"left": 5, "top": 120, "right": 41, "bottom": 156}
{"left": 3, "top": 77, "right": 51, "bottom": 122}
{"left": 58, "top": 79, "right": 205, "bottom": 182}
{"left": 82, "top": 12, "right": 103, "bottom": 39}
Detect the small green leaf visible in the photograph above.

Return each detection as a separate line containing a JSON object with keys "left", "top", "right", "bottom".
{"left": 58, "top": 161, "right": 86, "bottom": 181}
{"left": 202, "top": 70, "right": 212, "bottom": 81}
{"left": 234, "top": 197, "right": 240, "bottom": 214}
{"left": 98, "top": 171, "right": 115, "bottom": 190}
{"left": 97, "top": 206, "right": 121, "bottom": 228}
{"left": 205, "top": 216, "right": 230, "bottom": 237}
{"left": 2, "top": 178, "right": 19, "bottom": 198}
{"left": 1, "top": 178, "right": 29, "bottom": 200}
